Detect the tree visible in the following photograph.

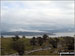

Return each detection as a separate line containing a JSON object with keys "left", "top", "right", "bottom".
{"left": 62, "top": 36, "right": 74, "bottom": 51}
{"left": 57, "top": 36, "right": 74, "bottom": 52}
{"left": 15, "top": 35, "right": 20, "bottom": 40}
{"left": 12, "top": 35, "right": 20, "bottom": 41}
{"left": 22, "top": 36, "right": 26, "bottom": 38}
{"left": 12, "top": 37, "right": 16, "bottom": 41}
{"left": 1, "top": 35, "right": 4, "bottom": 38}
{"left": 30, "top": 37, "right": 37, "bottom": 46}
{"left": 49, "top": 38, "right": 58, "bottom": 48}
{"left": 12, "top": 39, "right": 25, "bottom": 55}
{"left": 43, "top": 34, "right": 48, "bottom": 42}
{"left": 37, "top": 37, "right": 43, "bottom": 46}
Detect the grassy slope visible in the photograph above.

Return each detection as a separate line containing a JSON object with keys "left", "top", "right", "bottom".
{"left": 1, "top": 38, "right": 40, "bottom": 55}
{"left": 1, "top": 38, "right": 16, "bottom": 55}
{"left": 1, "top": 38, "right": 58, "bottom": 55}
{"left": 1, "top": 37, "right": 74, "bottom": 55}
{"left": 1, "top": 38, "right": 27, "bottom": 54}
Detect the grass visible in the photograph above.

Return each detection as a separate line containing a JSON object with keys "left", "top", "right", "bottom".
{"left": 1, "top": 36, "right": 74, "bottom": 55}
{"left": 1, "top": 37, "right": 56, "bottom": 55}
{"left": 1, "top": 38, "right": 28, "bottom": 55}
{"left": 1, "top": 38, "right": 16, "bottom": 55}
{"left": 1, "top": 37, "right": 42, "bottom": 55}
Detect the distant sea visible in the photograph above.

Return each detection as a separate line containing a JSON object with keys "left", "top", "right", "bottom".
{"left": 0, "top": 32, "right": 75, "bottom": 38}
{"left": 49, "top": 32, "right": 75, "bottom": 37}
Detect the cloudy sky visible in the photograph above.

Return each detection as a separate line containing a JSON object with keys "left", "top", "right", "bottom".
{"left": 1, "top": 1, "right": 74, "bottom": 32}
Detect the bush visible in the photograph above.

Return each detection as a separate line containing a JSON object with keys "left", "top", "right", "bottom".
{"left": 12, "top": 39, "right": 25, "bottom": 55}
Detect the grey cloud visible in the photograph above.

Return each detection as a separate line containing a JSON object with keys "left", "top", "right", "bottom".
{"left": 1, "top": 1, "right": 74, "bottom": 32}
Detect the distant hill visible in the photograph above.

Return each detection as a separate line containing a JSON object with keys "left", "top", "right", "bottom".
{"left": 1, "top": 31, "right": 54, "bottom": 36}
{"left": 1, "top": 27, "right": 74, "bottom": 36}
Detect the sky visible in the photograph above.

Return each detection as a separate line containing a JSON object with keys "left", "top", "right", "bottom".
{"left": 1, "top": 1, "right": 74, "bottom": 32}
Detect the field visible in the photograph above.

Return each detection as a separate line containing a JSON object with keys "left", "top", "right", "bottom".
{"left": 1, "top": 37, "right": 32, "bottom": 55}
{"left": 0, "top": 36, "right": 74, "bottom": 55}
